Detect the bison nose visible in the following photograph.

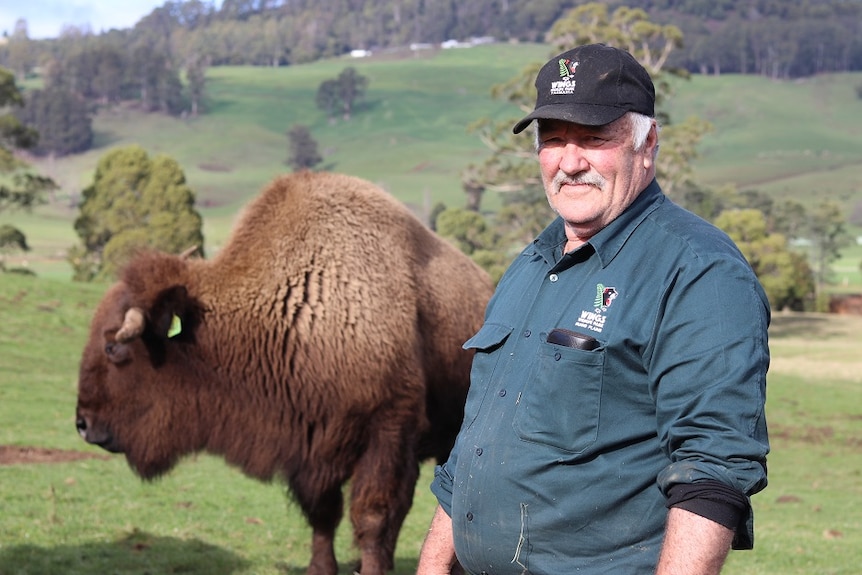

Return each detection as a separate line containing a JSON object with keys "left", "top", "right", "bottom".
{"left": 76, "top": 416, "right": 88, "bottom": 437}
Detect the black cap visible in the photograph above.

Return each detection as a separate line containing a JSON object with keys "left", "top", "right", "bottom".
{"left": 512, "top": 44, "right": 655, "bottom": 134}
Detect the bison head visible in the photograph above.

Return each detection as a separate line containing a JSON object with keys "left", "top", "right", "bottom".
{"left": 76, "top": 281, "right": 205, "bottom": 479}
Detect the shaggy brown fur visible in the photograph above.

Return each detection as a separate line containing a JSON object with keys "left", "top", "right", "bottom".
{"left": 75, "top": 171, "right": 493, "bottom": 575}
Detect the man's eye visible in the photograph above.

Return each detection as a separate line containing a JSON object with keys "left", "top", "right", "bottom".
{"left": 583, "top": 136, "right": 607, "bottom": 146}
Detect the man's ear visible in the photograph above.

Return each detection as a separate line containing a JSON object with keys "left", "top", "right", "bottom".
{"left": 643, "top": 121, "right": 659, "bottom": 170}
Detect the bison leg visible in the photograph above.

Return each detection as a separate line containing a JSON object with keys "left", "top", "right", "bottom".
{"left": 299, "top": 486, "right": 343, "bottom": 575}
{"left": 349, "top": 422, "right": 421, "bottom": 574}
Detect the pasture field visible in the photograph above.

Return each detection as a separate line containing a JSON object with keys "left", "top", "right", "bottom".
{"left": 1, "top": 273, "right": 861, "bottom": 574}
{"left": 2, "top": 44, "right": 861, "bottom": 285}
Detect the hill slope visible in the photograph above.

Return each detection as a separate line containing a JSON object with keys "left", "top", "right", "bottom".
{"left": 4, "top": 44, "right": 862, "bottom": 278}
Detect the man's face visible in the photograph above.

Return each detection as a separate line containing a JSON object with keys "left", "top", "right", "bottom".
{"left": 537, "top": 116, "right": 656, "bottom": 241}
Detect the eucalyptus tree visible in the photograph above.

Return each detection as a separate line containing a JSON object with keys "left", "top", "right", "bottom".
{"left": 0, "top": 67, "right": 56, "bottom": 266}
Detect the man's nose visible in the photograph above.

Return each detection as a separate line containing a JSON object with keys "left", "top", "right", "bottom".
{"left": 558, "top": 143, "right": 589, "bottom": 175}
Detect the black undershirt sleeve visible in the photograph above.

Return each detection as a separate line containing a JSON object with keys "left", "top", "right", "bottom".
{"left": 665, "top": 480, "right": 749, "bottom": 532}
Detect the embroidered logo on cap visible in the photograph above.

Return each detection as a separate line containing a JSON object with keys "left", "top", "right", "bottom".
{"left": 550, "top": 58, "right": 579, "bottom": 95}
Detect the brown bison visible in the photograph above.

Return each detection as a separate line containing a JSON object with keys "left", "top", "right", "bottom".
{"left": 75, "top": 171, "right": 493, "bottom": 575}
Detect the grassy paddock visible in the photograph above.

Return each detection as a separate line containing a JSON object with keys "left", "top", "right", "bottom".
{"left": 1, "top": 275, "right": 861, "bottom": 574}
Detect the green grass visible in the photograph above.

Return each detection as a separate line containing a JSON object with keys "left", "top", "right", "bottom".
{"left": 723, "top": 312, "right": 862, "bottom": 575}
{"left": 668, "top": 72, "right": 862, "bottom": 209}
{"left": 1, "top": 274, "right": 861, "bottom": 574}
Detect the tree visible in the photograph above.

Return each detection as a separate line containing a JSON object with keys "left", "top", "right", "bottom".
{"left": 435, "top": 207, "right": 510, "bottom": 283}
{"left": 336, "top": 67, "right": 368, "bottom": 120}
{"left": 463, "top": 3, "right": 688, "bottom": 213}
{"left": 185, "top": 55, "right": 209, "bottom": 116}
{"left": 715, "top": 209, "right": 814, "bottom": 311}
{"left": 6, "top": 19, "right": 36, "bottom": 80}
{"left": 458, "top": 2, "right": 693, "bottom": 276}
{"left": 315, "top": 67, "right": 369, "bottom": 122}
{"left": 286, "top": 124, "right": 323, "bottom": 171}
{"left": 0, "top": 224, "right": 30, "bottom": 272}
{"left": 0, "top": 67, "right": 57, "bottom": 272}
{"left": 806, "top": 199, "right": 854, "bottom": 309}
{"left": 70, "top": 145, "right": 204, "bottom": 281}
{"left": 15, "top": 87, "right": 94, "bottom": 156}
{"left": 315, "top": 78, "right": 340, "bottom": 122}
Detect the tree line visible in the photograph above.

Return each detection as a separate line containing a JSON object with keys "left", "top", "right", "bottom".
{"left": 3, "top": 0, "right": 862, "bottom": 76}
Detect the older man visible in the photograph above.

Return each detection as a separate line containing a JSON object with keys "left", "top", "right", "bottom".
{"left": 417, "top": 43, "right": 770, "bottom": 575}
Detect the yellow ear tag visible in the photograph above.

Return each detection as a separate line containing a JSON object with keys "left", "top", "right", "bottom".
{"left": 167, "top": 314, "right": 182, "bottom": 338}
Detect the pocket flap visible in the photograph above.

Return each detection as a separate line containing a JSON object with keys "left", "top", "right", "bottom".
{"left": 462, "top": 322, "right": 513, "bottom": 352}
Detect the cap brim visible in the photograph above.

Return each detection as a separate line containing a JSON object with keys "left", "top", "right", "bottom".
{"left": 512, "top": 104, "right": 628, "bottom": 134}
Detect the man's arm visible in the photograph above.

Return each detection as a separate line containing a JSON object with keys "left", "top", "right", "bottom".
{"left": 416, "top": 505, "right": 458, "bottom": 575}
{"left": 655, "top": 507, "right": 735, "bottom": 575}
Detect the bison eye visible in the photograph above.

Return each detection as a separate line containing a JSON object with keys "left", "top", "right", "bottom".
{"left": 104, "top": 342, "right": 132, "bottom": 364}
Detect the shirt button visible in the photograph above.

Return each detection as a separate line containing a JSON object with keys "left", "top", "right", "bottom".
{"left": 554, "top": 352, "right": 562, "bottom": 361}
{"left": 499, "top": 389, "right": 507, "bottom": 397}
{"left": 523, "top": 329, "right": 531, "bottom": 338}
{"left": 466, "top": 512, "right": 474, "bottom": 521}
{"left": 549, "top": 273, "right": 558, "bottom": 282}
{"left": 476, "top": 447, "right": 483, "bottom": 456}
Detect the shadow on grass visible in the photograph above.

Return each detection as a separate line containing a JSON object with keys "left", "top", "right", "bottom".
{"left": 0, "top": 530, "right": 421, "bottom": 575}
{"left": 273, "top": 555, "right": 420, "bottom": 574}
{"left": 0, "top": 529, "right": 250, "bottom": 575}
{"left": 769, "top": 313, "right": 830, "bottom": 338}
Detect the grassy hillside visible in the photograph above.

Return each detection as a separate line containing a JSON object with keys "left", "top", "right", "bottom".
{"left": 2, "top": 43, "right": 861, "bottom": 280}
{"left": 1, "top": 274, "right": 860, "bottom": 574}
{"left": 669, "top": 72, "right": 862, "bottom": 208}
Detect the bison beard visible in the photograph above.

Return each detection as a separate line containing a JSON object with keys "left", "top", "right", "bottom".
{"left": 75, "top": 171, "right": 493, "bottom": 575}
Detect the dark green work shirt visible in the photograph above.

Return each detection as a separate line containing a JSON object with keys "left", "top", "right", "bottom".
{"left": 432, "top": 179, "right": 770, "bottom": 574}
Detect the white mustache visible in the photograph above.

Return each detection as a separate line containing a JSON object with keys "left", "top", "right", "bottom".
{"left": 551, "top": 171, "right": 606, "bottom": 192}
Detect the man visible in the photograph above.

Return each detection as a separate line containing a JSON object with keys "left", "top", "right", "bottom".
{"left": 417, "top": 44, "right": 770, "bottom": 575}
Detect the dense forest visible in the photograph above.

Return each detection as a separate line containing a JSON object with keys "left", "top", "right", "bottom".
{"left": 3, "top": 0, "right": 862, "bottom": 74}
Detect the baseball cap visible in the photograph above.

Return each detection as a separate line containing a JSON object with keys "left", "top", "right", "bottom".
{"left": 512, "top": 43, "right": 655, "bottom": 134}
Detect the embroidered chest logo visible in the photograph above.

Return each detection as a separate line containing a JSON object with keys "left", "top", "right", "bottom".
{"left": 550, "top": 58, "right": 579, "bottom": 95}
{"left": 575, "top": 283, "right": 618, "bottom": 333}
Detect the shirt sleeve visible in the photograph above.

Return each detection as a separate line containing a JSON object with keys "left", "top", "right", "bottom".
{"left": 430, "top": 462, "right": 456, "bottom": 516}
{"left": 649, "top": 253, "right": 770, "bottom": 549}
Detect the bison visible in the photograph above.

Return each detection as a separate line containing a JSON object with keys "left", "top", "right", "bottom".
{"left": 75, "top": 171, "right": 493, "bottom": 575}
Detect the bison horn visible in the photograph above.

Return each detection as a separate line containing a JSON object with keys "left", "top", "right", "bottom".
{"left": 116, "top": 307, "right": 146, "bottom": 342}
{"left": 179, "top": 245, "right": 199, "bottom": 259}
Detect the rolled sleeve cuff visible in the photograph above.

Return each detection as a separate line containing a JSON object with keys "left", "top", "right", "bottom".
{"left": 659, "top": 463, "right": 764, "bottom": 550}
{"left": 430, "top": 463, "right": 455, "bottom": 516}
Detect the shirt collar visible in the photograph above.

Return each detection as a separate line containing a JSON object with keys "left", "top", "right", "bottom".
{"left": 529, "top": 179, "right": 665, "bottom": 269}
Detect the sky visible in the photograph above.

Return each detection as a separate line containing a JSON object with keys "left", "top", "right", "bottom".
{"left": 1, "top": 0, "right": 220, "bottom": 40}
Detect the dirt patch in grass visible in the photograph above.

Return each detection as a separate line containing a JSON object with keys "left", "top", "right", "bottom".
{"left": 198, "top": 162, "right": 233, "bottom": 173}
{"left": 0, "top": 445, "right": 110, "bottom": 465}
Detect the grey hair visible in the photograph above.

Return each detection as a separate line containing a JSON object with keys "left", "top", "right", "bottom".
{"left": 533, "top": 112, "right": 660, "bottom": 156}
{"left": 630, "top": 112, "right": 658, "bottom": 153}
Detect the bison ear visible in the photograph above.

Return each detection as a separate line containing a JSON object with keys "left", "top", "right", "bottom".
{"left": 149, "top": 285, "right": 198, "bottom": 341}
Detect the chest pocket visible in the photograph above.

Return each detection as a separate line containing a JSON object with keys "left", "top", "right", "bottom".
{"left": 462, "top": 323, "right": 513, "bottom": 429}
{"left": 513, "top": 339, "right": 605, "bottom": 453}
